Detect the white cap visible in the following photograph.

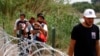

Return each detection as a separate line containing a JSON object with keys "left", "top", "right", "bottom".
{"left": 83, "top": 9, "right": 96, "bottom": 18}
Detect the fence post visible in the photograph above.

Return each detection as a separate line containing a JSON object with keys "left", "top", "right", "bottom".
{"left": 52, "top": 27, "right": 56, "bottom": 56}
{"left": 52, "top": 27, "right": 56, "bottom": 48}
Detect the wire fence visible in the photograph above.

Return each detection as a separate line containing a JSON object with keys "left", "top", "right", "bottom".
{"left": 0, "top": 27, "right": 68, "bottom": 56}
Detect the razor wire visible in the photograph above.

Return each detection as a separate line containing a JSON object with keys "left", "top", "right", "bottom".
{"left": 0, "top": 27, "right": 68, "bottom": 56}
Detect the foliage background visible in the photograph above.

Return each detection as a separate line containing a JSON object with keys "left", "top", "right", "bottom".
{"left": 0, "top": 0, "right": 91, "bottom": 49}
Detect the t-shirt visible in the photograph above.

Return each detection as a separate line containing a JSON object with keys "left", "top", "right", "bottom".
{"left": 71, "top": 23, "right": 99, "bottom": 56}
{"left": 14, "top": 18, "right": 33, "bottom": 35}
{"left": 26, "top": 23, "right": 33, "bottom": 32}
{"left": 41, "top": 23, "right": 48, "bottom": 32}
{"left": 32, "top": 23, "right": 48, "bottom": 42}
{"left": 14, "top": 18, "right": 28, "bottom": 30}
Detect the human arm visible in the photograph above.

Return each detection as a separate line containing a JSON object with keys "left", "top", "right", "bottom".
{"left": 32, "top": 30, "right": 40, "bottom": 35}
{"left": 68, "top": 39, "right": 76, "bottom": 56}
{"left": 67, "top": 25, "right": 78, "bottom": 56}
{"left": 39, "top": 24, "right": 48, "bottom": 37}
{"left": 96, "top": 40, "right": 100, "bottom": 56}
{"left": 13, "top": 19, "right": 19, "bottom": 37}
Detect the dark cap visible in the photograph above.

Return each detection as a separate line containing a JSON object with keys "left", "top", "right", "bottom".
{"left": 37, "top": 13, "right": 44, "bottom": 19}
{"left": 30, "top": 17, "right": 35, "bottom": 20}
{"left": 38, "top": 15, "right": 45, "bottom": 19}
{"left": 37, "top": 13, "right": 43, "bottom": 17}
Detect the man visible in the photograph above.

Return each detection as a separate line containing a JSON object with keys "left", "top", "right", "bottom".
{"left": 68, "top": 9, "right": 100, "bottom": 56}
{"left": 36, "top": 14, "right": 48, "bottom": 42}
{"left": 14, "top": 13, "right": 28, "bottom": 38}
{"left": 14, "top": 14, "right": 33, "bottom": 55}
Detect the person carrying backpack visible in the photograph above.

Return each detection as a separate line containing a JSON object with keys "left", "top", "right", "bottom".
{"left": 35, "top": 13, "right": 48, "bottom": 42}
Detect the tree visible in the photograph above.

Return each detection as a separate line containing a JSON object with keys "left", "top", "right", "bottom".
{"left": 72, "top": 2, "right": 94, "bottom": 13}
{"left": 91, "top": 0, "right": 100, "bottom": 4}
{"left": 0, "top": 0, "right": 79, "bottom": 48}
{"left": 93, "top": 4, "right": 100, "bottom": 12}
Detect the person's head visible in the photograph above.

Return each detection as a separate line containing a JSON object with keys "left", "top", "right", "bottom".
{"left": 37, "top": 15, "right": 45, "bottom": 24}
{"left": 20, "top": 14, "right": 26, "bottom": 21}
{"left": 83, "top": 9, "right": 96, "bottom": 27}
{"left": 29, "top": 17, "right": 35, "bottom": 24}
{"left": 37, "top": 13, "right": 43, "bottom": 17}
{"left": 34, "top": 22, "right": 41, "bottom": 30}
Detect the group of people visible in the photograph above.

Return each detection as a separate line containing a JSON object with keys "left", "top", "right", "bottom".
{"left": 14, "top": 13, "right": 48, "bottom": 43}
{"left": 13, "top": 13, "right": 48, "bottom": 55}
{"left": 13, "top": 9, "right": 99, "bottom": 56}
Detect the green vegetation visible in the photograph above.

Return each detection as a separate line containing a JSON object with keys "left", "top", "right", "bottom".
{"left": 72, "top": 2, "right": 94, "bottom": 13}
{"left": 0, "top": 0, "right": 79, "bottom": 49}
{"left": 72, "top": 2, "right": 100, "bottom": 13}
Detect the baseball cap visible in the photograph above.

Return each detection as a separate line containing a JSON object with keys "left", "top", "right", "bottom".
{"left": 37, "top": 13, "right": 43, "bottom": 17}
{"left": 83, "top": 9, "right": 96, "bottom": 18}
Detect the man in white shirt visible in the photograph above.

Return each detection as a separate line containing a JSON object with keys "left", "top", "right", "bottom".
{"left": 14, "top": 14, "right": 31, "bottom": 38}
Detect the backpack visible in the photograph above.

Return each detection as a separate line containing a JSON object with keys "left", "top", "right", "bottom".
{"left": 37, "top": 31, "right": 47, "bottom": 42}
{"left": 35, "top": 23, "right": 47, "bottom": 42}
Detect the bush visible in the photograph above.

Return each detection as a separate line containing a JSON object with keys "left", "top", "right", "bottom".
{"left": 0, "top": 0, "right": 79, "bottom": 49}
{"left": 46, "top": 14, "right": 79, "bottom": 48}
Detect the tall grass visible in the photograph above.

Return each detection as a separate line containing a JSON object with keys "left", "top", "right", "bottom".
{"left": 0, "top": 0, "right": 79, "bottom": 50}
{"left": 0, "top": 13, "right": 79, "bottom": 49}
{"left": 46, "top": 14, "right": 79, "bottom": 49}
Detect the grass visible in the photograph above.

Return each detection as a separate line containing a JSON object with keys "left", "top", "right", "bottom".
{"left": 0, "top": 14, "right": 79, "bottom": 50}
